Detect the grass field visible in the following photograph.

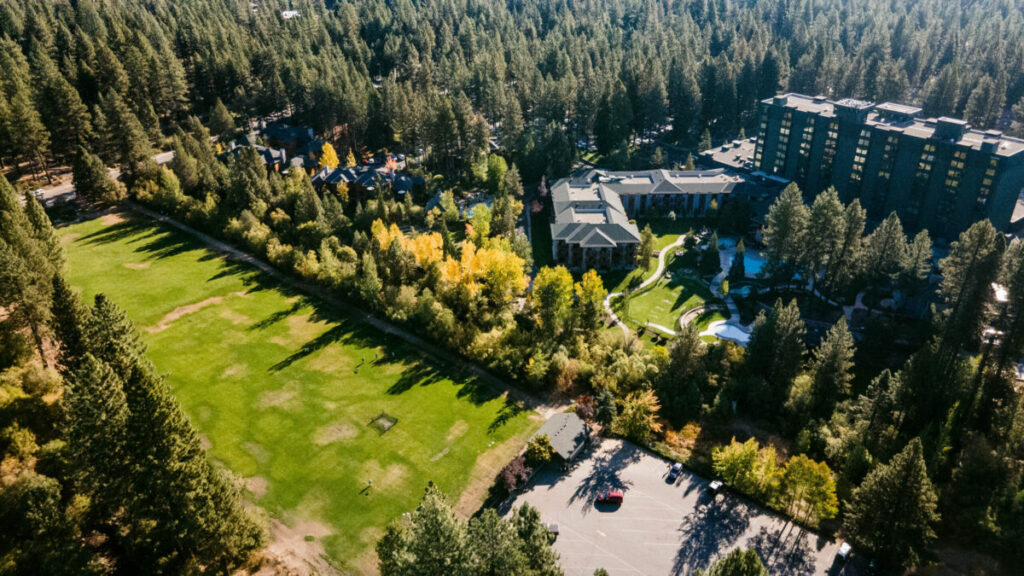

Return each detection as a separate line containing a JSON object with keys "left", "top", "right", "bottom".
{"left": 530, "top": 204, "right": 554, "bottom": 269}
{"left": 59, "top": 212, "right": 540, "bottom": 573}
{"left": 621, "top": 274, "right": 711, "bottom": 330}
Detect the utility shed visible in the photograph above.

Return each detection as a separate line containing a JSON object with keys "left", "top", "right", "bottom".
{"left": 534, "top": 413, "right": 591, "bottom": 461}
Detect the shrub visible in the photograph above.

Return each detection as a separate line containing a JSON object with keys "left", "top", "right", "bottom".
{"left": 524, "top": 434, "right": 554, "bottom": 466}
{"left": 499, "top": 455, "right": 532, "bottom": 492}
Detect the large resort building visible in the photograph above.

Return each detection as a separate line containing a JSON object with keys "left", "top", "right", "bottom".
{"left": 754, "top": 93, "right": 1024, "bottom": 238}
{"left": 550, "top": 168, "right": 743, "bottom": 269}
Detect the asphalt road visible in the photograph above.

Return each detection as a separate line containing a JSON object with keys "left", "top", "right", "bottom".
{"left": 508, "top": 439, "right": 856, "bottom": 576}
{"left": 32, "top": 150, "right": 174, "bottom": 205}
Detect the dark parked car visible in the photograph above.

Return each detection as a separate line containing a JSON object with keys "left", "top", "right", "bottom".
{"left": 667, "top": 462, "right": 683, "bottom": 482}
{"left": 595, "top": 490, "right": 624, "bottom": 505}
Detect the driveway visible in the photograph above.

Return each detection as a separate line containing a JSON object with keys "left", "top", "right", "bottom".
{"left": 507, "top": 439, "right": 853, "bottom": 576}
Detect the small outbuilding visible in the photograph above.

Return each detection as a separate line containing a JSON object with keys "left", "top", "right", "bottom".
{"left": 533, "top": 413, "right": 591, "bottom": 462}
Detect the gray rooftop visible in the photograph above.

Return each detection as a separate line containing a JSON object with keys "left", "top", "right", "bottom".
{"left": 534, "top": 413, "right": 590, "bottom": 461}
{"left": 765, "top": 93, "right": 1024, "bottom": 157}
{"left": 550, "top": 168, "right": 742, "bottom": 248}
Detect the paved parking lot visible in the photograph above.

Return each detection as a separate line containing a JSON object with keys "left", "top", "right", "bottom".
{"left": 507, "top": 439, "right": 852, "bottom": 576}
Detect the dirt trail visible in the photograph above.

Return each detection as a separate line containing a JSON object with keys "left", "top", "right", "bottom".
{"left": 255, "top": 519, "right": 337, "bottom": 576}
{"left": 146, "top": 291, "right": 246, "bottom": 333}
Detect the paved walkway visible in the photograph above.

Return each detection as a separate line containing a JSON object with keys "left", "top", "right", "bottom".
{"left": 842, "top": 290, "right": 869, "bottom": 325}
{"left": 604, "top": 234, "right": 688, "bottom": 336}
{"left": 698, "top": 244, "right": 752, "bottom": 345}
{"left": 124, "top": 202, "right": 567, "bottom": 419}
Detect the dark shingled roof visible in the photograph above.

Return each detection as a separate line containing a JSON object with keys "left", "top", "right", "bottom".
{"left": 533, "top": 413, "right": 590, "bottom": 461}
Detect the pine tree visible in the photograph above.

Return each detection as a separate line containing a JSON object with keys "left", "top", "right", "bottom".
{"left": 699, "top": 548, "right": 769, "bottom": 576}
{"left": 823, "top": 199, "right": 866, "bottom": 296}
{"left": 728, "top": 239, "right": 746, "bottom": 282}
{"left": 844, "top": 438, "right": 939, "bottom": 570}
{"left": 865, "top": 212, "right": 907, "bottom": 288}
{"left": 84, "top": 295, "right": 263, "bottom": 570}
{"left": 50, "top": 273, "right": 91, "bottom": 370}
{"left": 63, "top": 353, "right": 130, "bottom": 517}
{"left": 468, "top": 509, "right": 529, "bottom": 574}
{"left": 637, "top": 224, "right": 655, "bottom": 270}
{"left": 699, "top": 128, "right": 712, "bottom": 151}
{"left": 938, "top": 220, "right": 1004, "bottom": 356}
{"left": 802, "top": 188, "right": 844, "bottom": 291}
{"left": 595, "top": 388, "right": 617, "bottom": 426}
{"left": 809, "top": 317, "right": 855, "bottom": 417}
{"left": 22, "top": 192, "right": 64, "bottom": 270}
{"left": 762, "top": 184, "right": 808, "bottom": 283}
{"left": 658, "top": 322, "right": 705, "bottom": 425}
{"left": 101, "top": 90, "right": 153, "bottom": 180}
{"left": 0, "top": 38, "right": 52, "bottom": 180}
{"left": 964, "top": 75, "right": 1005, "bottom": 128}
{"left": 29, "top": 43, "right": 94, "bottom": 162}
{"left": 0, "top": 175, "right": 55, "bottom": 362}
{"left": 745, "top": 298, "right": 806, "bottom": 411}
{"left": 512, "top": 503, "right": 563, "bottom": 576}
{"left": 209, "top": 98, "right": 236, "bottom": 141}
{"left": 72, "top": 147, "right": 124, "bottom": 204}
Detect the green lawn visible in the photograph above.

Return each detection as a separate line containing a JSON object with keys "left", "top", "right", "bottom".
{"left": 59, "top": 213, "right": 540, "bottom": 573}
{"left": 530, "top": 204, "right": 554, "bottom": 269}
{"left": 618, "top": 274, "right": 711, "bottom": 330}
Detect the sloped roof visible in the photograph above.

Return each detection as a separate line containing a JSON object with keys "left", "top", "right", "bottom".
{"left": 550, "top": 167, "right": 742, "bottom": 248}
{"left": 534, "top": 413, "right": 590, "bottom": 460}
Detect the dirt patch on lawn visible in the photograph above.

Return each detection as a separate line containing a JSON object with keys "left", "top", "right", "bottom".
{"left": 100, "top": 212, "right": 126, "bottom": 226}
{"left": 147, "top": 291, "right": 246, "bottom": 333}
{"left": 222, "top": 363, "right": 248, "bottom": 379}
{"left": 312, "top": 423, "right": 357, "bottom": 446}
{"left": 350, "top": 527, "right": 386, "bottom": 575}
{"left": 123, "top": 262, "right": 151, "bottom": 270}
{"left": 446, "top": 420, "right": 469, "bottom": 441}
{"left": 60, "top": 232, "right": 81, "bottom": 244}
{"left": 245, "top": 476, "right": 268, "bottom": 498}
{"left": 256, "top": 518, "right": 336, "bottom": 576}
{"left": 199, "top": 435, "right": 212, "bottom": 450}
{"left": 306, "top": 349, "right": 353, "bottom": 374}
{"left": 256, "top": 381, "right": 302, "bottom": 411}
{"left": 429, "top": 446, "right": 450, "bottom": 461}
{"left": 242, "top": 442, "right": 271, "bottom": 465}
{"left": 220, "top": 309, "right": 252, "bottom": 325}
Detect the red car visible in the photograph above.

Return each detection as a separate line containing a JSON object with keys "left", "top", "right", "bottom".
{"left": 595, "top": 490, "right": 624, "bottom": 505}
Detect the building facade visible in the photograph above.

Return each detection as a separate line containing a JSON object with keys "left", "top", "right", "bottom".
{"left": 753, "top": 93, "right": 1024, "bottom": 238}
{"left": 549, "top": 168, "right": 742, "bottom": 269}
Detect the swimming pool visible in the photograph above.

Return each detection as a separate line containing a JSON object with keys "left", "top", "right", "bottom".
{"left": 718, "top": 236, "right": 766, "bottom": 278}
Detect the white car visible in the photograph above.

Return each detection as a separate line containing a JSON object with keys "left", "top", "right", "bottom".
{"left": 836, "top": 541, "right": 852, "bottom": 562}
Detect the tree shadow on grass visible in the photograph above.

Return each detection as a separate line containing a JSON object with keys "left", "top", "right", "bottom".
{"left": 670, "top": 496, "right": 754, "bottom": 574}
{"left": 248, "top": 299, "right": 306, "bottom": 332}
{"left": 488, "top": 402, "right": 524, "bottom": 433}
{"left": 568, "top": 441, "right": 641, "bottom": 515}
{"left": 268, "top": 315, "right": 388, "bottom": 372}
{"left": 79, "top": 217, "right": 206, "bottom": 261}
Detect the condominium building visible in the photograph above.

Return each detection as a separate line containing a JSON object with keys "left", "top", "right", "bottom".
{"left": 753, "top": 93, "right": 1024, "bottom": 238}
{"left": 549, "top": 168, "right": 743, "bottom": 269}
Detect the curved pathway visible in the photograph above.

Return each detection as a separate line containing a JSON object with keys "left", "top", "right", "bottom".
{"left": 697, "top": 243, "right": 753, "bottom": 345}
{"left": 604, "top": 234, "right": 688, "bottom": 336}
